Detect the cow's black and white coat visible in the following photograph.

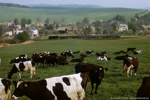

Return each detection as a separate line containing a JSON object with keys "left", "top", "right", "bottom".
{"left": 8, "top": 61, "right": 36, "bottom": 79}
{"left": 0, "top": 78, "right": 11, "bottom": 100}
{"left": 12, "top": 73, "right": 87, "bottom": 100}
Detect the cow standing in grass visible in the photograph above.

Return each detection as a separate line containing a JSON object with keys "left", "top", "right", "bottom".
{"left": 8, "top": 61, "right": 36, "bottom": 79}
{"left": 75, "top": 62, "right": 108, "bottom": 95}
{"left": 123, "top": 57, "right": 139, "bottom": 77}
{"left": 11, "top": 73, "right": 87, "bottom": 100}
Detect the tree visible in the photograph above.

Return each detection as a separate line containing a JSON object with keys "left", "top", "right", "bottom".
{"left": 111, "top": 22, "right": 118, "bottom": 31}
{"left": 21, "top": 18, "right": 27, "bottom": 29}
{"left": 113, "top": 15, "right": 126, "bottom": 22}
{"left": 27, "top": 19, "right": 32, "bottom": 24}
{"left": 103, "top": 30, "right": 108, "bottom": 34}
{"left": 84, "top": 26, "right": 92, "bottom": 34}
{"left": 82, "top": 17, "right": 89, "bottom": 24}
{"left": 95, "top": 27, "right": 102, "bottom": 34}
{"left": 93, "top": 20, "right": 101, "bottom": 28}
{"left": 45, "top": 18, "right": 50, "bottom": 25}
{"left": 46, "top": 24, "right": 54, "bottom": 30}
{"left": 76, "top": 22, "right": 84, "bottom": 34}
{"left": 128, "top": 22, "right": 137, "bottom": 32}
{"left": 14, "top": 18, "right": 19, "bottom": 25}
{"left": 16, "top": 31, "right": 29, "bottom": 42}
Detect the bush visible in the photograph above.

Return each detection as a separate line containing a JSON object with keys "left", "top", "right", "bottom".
{"left": 16, "top": 31, "right": 29, "bottom": 42}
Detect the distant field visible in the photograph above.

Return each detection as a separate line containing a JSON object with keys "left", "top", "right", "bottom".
{"left": 0, "top": 6, "right": 143, "bottom": 23}
{"left": 0, "top": 36, "right": 150, "bottom": 100}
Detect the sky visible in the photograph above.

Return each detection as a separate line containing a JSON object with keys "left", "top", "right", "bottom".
{"left": 0, "top": 0, "right": 149, "bottom": 9}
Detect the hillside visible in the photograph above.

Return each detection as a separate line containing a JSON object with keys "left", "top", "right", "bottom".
{"left": 0, "top": 6, "right": 143, "bottom": 23}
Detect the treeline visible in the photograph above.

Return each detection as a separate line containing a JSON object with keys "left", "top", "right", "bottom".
{"left": 0, "top": 3, "right": 29, "bottom": 8}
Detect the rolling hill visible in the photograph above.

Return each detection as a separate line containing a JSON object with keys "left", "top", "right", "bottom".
{"left": 0, "top": 6, "right": 143, "bottom": 23}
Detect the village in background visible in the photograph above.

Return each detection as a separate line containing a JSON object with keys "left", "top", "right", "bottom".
{"left": 0, "top": 3, "right": 150, "bottom": 47}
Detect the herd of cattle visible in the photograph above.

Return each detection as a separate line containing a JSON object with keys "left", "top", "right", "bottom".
{"left": 0, "top": 47, "right": 149, "bottom": 100}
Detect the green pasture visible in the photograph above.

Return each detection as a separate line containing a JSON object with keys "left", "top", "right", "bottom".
{"left": 0, "top": 36, "right": 150, "bottom": 100}
{"left": 0, "top": 6, "right": 143, "bottom": 23}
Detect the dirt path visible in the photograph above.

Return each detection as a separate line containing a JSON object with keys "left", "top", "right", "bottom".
{"left": 0, "top": 40, "right": 34, "bottom": 48}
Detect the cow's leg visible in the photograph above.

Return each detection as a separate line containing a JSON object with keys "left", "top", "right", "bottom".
{"left": 134, "top": 69, "right": 137, "bottom": 76}
{"left": 127, "top": 67, "right": 131, "bottom": 77}
{"left": 30, "top": 69, "right": 33, "bottom": 78}
{"left": 17, "top": 72, "right": 21, "bottom": 79}
{"left": 90, "top": 82, "right": 94, "bottom": 95}
{"left": 123, "top": 64, "right": 127, "bottom": 76}
{"left": 130, "top": 69, "right": 133, "bottom": 76}
{"left": 94, "top": 84, "right": 98, "bottom": 94}
{"left": 78, "top": 89, "right": 85, "bottom": 100}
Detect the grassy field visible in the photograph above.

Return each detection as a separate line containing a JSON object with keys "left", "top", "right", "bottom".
{"left": 0, "top": 6, "right": 143, "bottom": 23}
{"left": 0, "top": 36, "right": 150, "bottom": 100}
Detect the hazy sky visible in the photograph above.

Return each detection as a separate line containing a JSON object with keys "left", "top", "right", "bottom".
{"left": 0, "top": 0, "right": 149, "bottom": 9}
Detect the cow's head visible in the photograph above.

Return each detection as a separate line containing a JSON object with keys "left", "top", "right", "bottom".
{"left": 12, "top": 81, "right": 30, "bottom": 100}
{"left": 96, "top": 67, "right": 108, "bottom": 80}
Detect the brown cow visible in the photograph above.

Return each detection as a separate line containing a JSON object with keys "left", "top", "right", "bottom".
{"left": 123, "top": 57, "right": 139, "bottom": 77}
{"left": 75, "top": 62, "right": 108, "bottom": 95}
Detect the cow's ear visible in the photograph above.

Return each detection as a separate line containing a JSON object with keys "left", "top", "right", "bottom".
{"left": 104, "top": 68, "right": 108, "bottom": 72}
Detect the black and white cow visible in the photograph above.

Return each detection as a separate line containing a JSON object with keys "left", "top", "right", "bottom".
{"left": 97, "top": 55, "right": 111, "bottom": 61}
{"left": 8, "top": 61, "right": 36, "bottom": 79}
{"left": 11, "top": 73, "right": 88, "bottom": 100}
{"left": 0, "top": 78, "right": 11, "bottom": 100}
{"left": 86, "top": 50, "right": 94, "bottom": 55}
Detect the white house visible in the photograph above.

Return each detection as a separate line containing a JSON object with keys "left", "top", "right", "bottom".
{"left": 29, "top": 26, "right": 39, "bottom": 39}
{"left": 16, "top": 30, "right": 23, "bottom": 34}
{"left": 17, "top": 25, "right": 22, "bottom": 30}
{"left": 118, "top": 24, "right": 128, "bottom": 32}
{"left": 4, "top": 31, "right": 13, "bottom": 36}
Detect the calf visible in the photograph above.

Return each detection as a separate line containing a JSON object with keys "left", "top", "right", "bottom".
{"left": 86, "top": 50, "right": 94, "bottom": 55}
{"left": 11, "top": 73, "right": 87, "bottom": 100}
{"left": 75, "top": 63, "right": 108, "bottom": 95}
{"left": 57, "top": 56, "right": 69, "bottom": 65}
{"left": 133, "top": 50, "right": 144, "bottom": 55}
{"left": 123, "top": 57, "right": 139, "bottom": 77}
{"left": 8, "top": 61, "right": 36, "bottom": 79}
{"left": 136, "top": 77, "right": 150, "bottom": 99}
{"left": 70, "top": 56, "right": 85, "bottom": 62}
{"left": 127, "top": 48, "right": 136, "bottom": 52}
{"left": 73, "top": 51, "right": 80, "bottom": 54}
{"left": 10, "top": 57, "right": 30, "bottom": 64}
{"left": 114, "top": 54, "right": 129, "bottom": 60}
{"left": 97, "top": 56, "right": 110, "bottom": 61}
{"left": 0, "top": 78, "right": 11, "bottom": 100}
